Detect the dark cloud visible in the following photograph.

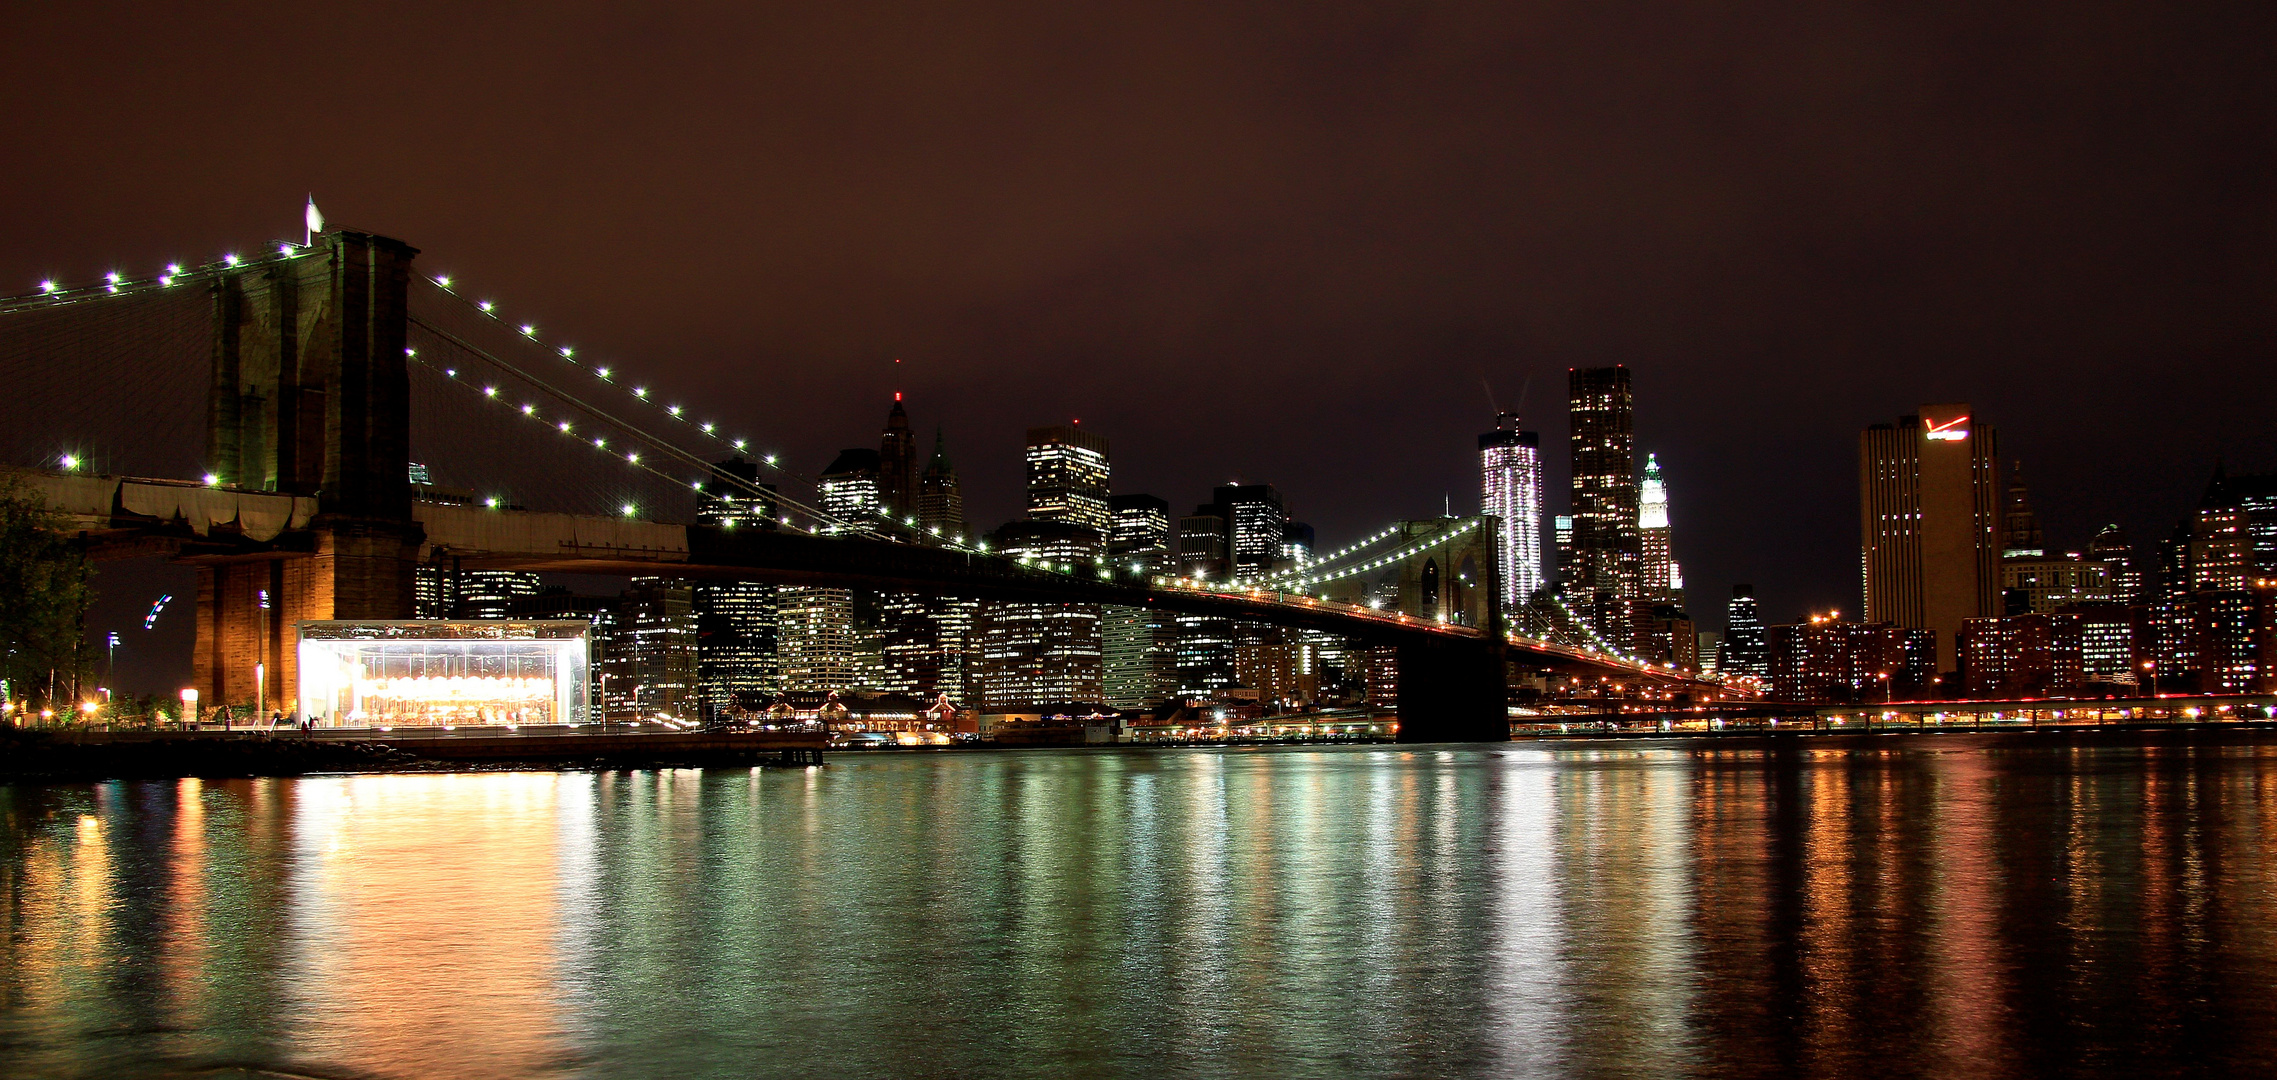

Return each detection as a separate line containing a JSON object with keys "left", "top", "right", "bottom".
{"left": 4, "top": 0, "right": 2272, "bottom": 633}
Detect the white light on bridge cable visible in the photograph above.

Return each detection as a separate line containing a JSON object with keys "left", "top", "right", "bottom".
{"left": 435, "top": 276, "right": 452, "bottom": 287}
{"left": 621, "top": 504, "right": 636, "bottom": 517}
{"left": 38, "top": 280, "right": 54, "bottom": 292}
{"left": 223, "top": 254, "right": 239, "bottom": 266}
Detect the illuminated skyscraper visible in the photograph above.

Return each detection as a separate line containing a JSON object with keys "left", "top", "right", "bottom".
{"left": 780, "top": 448, "right": 882, "bottom": 692}
{"left": 607, "top": 576, "right": 697, "bottom": 721}
{"left": 1026, "top": 424, "right": 1111, "bottom": 533}
{"left": 1214, "top": 483, "right": 1287, "bottom": 581}
{"left": 1720, "top": 584, "right": 1767, "bottom": 678}
{"left": 1638, "top": 454, "right": 1682, "bottom": 607}
{"left": 413, "top": 564, "right": 540, "bottom": 620}
{"left": 1105, "top": 493, "right": 1178, "bottom": 710}
{"left": 1567, "top": 367, "right": 1640, "bottom": 605}
{"left": 976, "top": 521, "right": 1103, "bottom": 709}
{"left": 1110, "top": 494, "right": 1171, "bottom": 554}
{"left": 694, "top": 457, "right": 778, "bottom": 717}
{"left": 1479, "top": 411, "right": 1543, "bottom": 607}
{"left": 1860, "top": 404, "right": 2001, "bottom": 674}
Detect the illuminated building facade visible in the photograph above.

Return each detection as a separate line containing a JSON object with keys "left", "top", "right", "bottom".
{"left": 1025, "top": 424, "right": 1111, "bottom": 533}
{"left": 1860, "top": 403, "right": 2002, "bottom": 674}
{"left": 1719, "top": 584, "right": 1768, "bottom": 679}
{"left": 1213, "top": 484, "right": 1287, "bottom": 581}
{"left": 694, "top": 457, "right": 779, "bottom": 717}
{"left": 1638, "top": 453, "right": 1682, "bottom": 607}
{"left": 2000, "top": 556, "right": 2113, "bottom": 613}
{"left": 1959, "top": 612, "right": 2084, "bottom": 698}
{"left": 414, "top": 565, "right": 541, "bottom": 620}
{"left": 605, "top": 576, "right": 697, "bottom": 721}
{"left": 2073, "top": 604, "right": 2149, "bottom": 687}
{"left": 1178, "top": 509, "right": 1229, "bottom": 581}
{"left": 1479, "top": 412, "right": 1544, "bottom": 607}
{"left": 778, "top": 447, "right": 883, "bottom": 693}
{"left": 1105, "top": 493, "right": 1177, "bottom": 709}
{"left": 1567, "top": 366, "right": 1640, "bottom": 608}
{"left": 880, "top": 593, "right": 974, "bottom": 704}
{"left": 1176, "top": 612, "right": 1237, "bottom": 701}
{"left": 1111, "top": 494, "right": 1171, "bottom": 554}
{"left": 1103, "top": 605, "right": 1179, "bottom": 709}
{"left": 296, "top": 620, "right": 591, "bottom": 728}
{"left": 1765, "top": 615, "right": 1911, "bottom": 704}
{"left": 1280, "top": 522, "right": 1314, "bottom": 569}
{"left": 975, "top": 521, "right": 1104, "bottom": 709}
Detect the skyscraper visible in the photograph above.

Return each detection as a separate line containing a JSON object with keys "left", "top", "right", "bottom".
{"left": 608, "top": 576, "right": 697, "bottom": 721}
{"left": 1479, "top": 411, "right": 1544, "bottom": 608}
{"left": 878, "top": 395, "right": 918, "bottom": 519}
{"left": 1860, "top": 404, "right": 2001, "bottom": 674}
{"left": 780, "top": 448, "right": 883, "bottom": 692}
{"left": 1567, "top": 366, "right": 1640, "bottom": 609}
{"left": 975, "top": 521, "right": 1104, "bottom": 709}
{"left": 1720, "top": 584, "right": 1767, "bottom": 678}
{"left": 1638, "top": 452, "right": 1682, "bottom": 606}
{"left": 1110, "top": 494, "right": 1171, "bottom": 555}
{"left": 1104, "top": 493, "right": 1178, "bottom": 711}
{"left": 917, "top": 428, "right": 965, "bottom": 541}
{"left": 694, "top": 457, "right": 778, "bottom": 717}
{"left": 1026, "top": 423, "right": 1111, "bottom": 533}
{"left": 1213, "top": 483, "right": 1287, "bottom": 582}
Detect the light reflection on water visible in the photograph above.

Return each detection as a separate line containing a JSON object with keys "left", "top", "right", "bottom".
{"left": 3, "top": 737, "right": 2275, "bottom": 1079}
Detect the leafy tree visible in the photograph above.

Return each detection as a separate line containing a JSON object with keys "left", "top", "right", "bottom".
{"left": 0, "top": 474, "right": 94, "bottom": 707}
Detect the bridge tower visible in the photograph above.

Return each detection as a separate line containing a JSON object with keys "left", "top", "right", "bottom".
{"left": 192, "top": 231, "right": 424, "bottom": 714}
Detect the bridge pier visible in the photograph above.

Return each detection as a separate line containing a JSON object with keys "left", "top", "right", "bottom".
{"left": 189, "top": 229, "right": 425, "bottom": 716}
{"left": 1393, "top": 640, "right": 1509, "bottom": 743}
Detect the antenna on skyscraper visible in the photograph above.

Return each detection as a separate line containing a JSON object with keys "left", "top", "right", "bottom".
{"left": 1481, "top": 376, "right": 1501, "bottom": 415}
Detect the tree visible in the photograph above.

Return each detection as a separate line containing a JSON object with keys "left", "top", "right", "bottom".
{"left": 0, "top": 474, "right": 93, "bottom": 708}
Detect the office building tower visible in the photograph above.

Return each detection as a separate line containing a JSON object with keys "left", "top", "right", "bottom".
{"left": 1552, "top": 515, "right": 1574, "bottom": 587}
{"left": 2086, "top": 524, "right": 2144, "bottom": 602}
{"left": 975, "top": 521, "right": 1104, "bottom": 709}
{"left": 818, "top": 448, "right": 883, "bottom": 530}
{"left": 2073, "top": 605, "right": 2149, "bottom": 688}
{"left": 1104, "top": 494, "right": 1177, "bottom": 709}
{"left": 1567, "top": 366, "right": 1640, "bottom": 603}
{"left": 878, "top": 395, "right": 918, "bottom": 518}
{"left": 1179, "top": 509, "right": 1230, "bottom": 581}
{"left": 1103, "top": 605, "right": 1180, "bottom": 710}
{"left": 1214, "top": 483, "right": 1287, "bottom": 581}
{"left": 506, "top": 589, "right": 619, "bottom": 719}
{"left": 607, "top": 576, "right": 698, "bottom": 722}
{"left": 413, "top": 564, "right": 541, "bottom": 620}
{"left": 1720, "top": 584, "right": 1768, "bottom": 679}
{"left": 2152, "top": 521, "right": 2195, "bottom": 677}
{"left": 1696, "top": 631, "right": 1722, "bottom": 676}
{"left": 1175, "top": 612, "right": 1238, "bottom": 702}
{"left": 917, "top": 429, "right": 965, "bottom": 541}
{"left": 1480, "top": 411, "right": 1545, "bottom": 607}
{"left": 2001, "top": 556, "right": 2113, "bottom": 613}
{"left": 777, "top": 448, "right": 882, "bottom": 693}
{"left": 1638, "top": 453, "right": 1682, "bottom": 606}
{"left": 880, "top": 593, "right": 974, "bottom": 704}
{"left": 1281, "top": 522, "right": 1315, "bottom": 570}
{"left": 694, "top": 457, "right": 779, "bottom": 717}
{"left": 1111, "top": 494, "right": 1172, "bottom": 553}
{"left": 777, "top": 587, "right": 871, "bottom": 693}
{"left": 1026, "top": 424, "right": 1111, "bottom": 533}
{"left": 2002, "top": 462, "right": 2046, "bottom": 558}
{"left": 1860, "top": 403, "right": 2001, "bottom": 673}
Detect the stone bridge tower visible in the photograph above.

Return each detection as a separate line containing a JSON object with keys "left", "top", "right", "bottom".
{"left": 193, "top": 231, "right": 423, "bottom": 714}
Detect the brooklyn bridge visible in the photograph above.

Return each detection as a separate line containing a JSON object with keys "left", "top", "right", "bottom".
{"left": 2, "top": 226, "right": 1704, "bottom": 741}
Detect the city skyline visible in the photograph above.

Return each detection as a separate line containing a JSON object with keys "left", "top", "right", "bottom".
{"left": 6, "top": 5, "right": 2270, "bottom": 642}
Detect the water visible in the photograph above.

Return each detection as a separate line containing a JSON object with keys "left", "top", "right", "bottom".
{"left": 3, "top": 735, "right": 2275, "bottom": 1079}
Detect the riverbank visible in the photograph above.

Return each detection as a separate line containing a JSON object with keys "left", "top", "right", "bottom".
{"left": 0, "top": 728, "right": 827, "bottom": 783}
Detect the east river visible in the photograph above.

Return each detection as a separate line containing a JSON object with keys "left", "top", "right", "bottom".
{"left": 3, "top": 734, "right": 2275, "bottom": 1079}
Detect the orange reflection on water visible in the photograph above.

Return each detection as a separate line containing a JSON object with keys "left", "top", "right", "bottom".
{"left": 281, "top": 772, "right": 580, "bottom": 1080}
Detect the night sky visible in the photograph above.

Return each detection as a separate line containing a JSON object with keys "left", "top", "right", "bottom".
{"left": 5, "top": 3, "right": 2273, "bottom": 665}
